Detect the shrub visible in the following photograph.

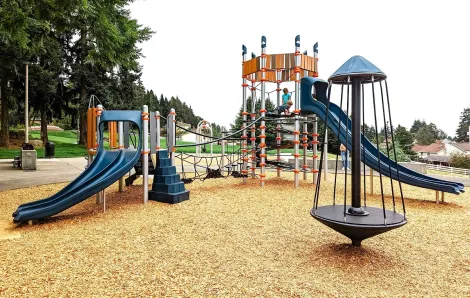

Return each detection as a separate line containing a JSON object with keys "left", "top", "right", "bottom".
{"left": 450, "top": 153, "right": 470, "bottom": 169}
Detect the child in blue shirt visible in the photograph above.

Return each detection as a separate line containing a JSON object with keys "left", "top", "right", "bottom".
{"left": 278, "top": 88, "right": 292, "bottom": 115}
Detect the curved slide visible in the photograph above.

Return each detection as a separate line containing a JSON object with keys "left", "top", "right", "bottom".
{"left": 300, "top": 77, "right": 464, "bottom": 195}
{"left": 12, "top": 110, "right": 143, "bottom": 223}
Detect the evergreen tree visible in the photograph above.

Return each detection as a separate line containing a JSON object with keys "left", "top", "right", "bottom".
{"left": 394, "top": 125, "right": 416, "bottom": 157}
{"left": 415, "top": 125, "right": 436, "bottom": 145}
{"left": 455, "top": 106, "right": 470, "bottom": 142}
{"left": 410, "top": 119, "right": 427, "bottom": 135}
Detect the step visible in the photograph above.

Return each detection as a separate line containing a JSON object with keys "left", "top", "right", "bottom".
{"left": 152, "top": 182, "right": 185, "bottom": 193}
{"left": 155, "top": 166, "right": 176, "bottom": 176}
{"left": 156, "top": 157, "right": 171, "bottom": 167}
{"left": 149, "top": 190, "right": 190, "bottom": 204}
{"left": 153, "top": 174, "right": 181, "bottom": 184}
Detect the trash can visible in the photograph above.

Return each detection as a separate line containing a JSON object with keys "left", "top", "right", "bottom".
{"left": 45, "top": 142, "right": 55, "bottom": 158}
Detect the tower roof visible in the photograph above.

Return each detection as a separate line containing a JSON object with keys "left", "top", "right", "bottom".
{"left": 329, "top": 55, "right": 386, "bottom": 84}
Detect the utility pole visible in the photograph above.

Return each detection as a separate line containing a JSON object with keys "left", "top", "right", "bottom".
{"left": 25, "top": 63, "right": 29, "bottom": 143}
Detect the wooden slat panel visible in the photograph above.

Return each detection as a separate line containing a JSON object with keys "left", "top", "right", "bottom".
{"left": 243, "top": 53, "right": 318, "bottom": 78}
{"left": 265, "top": 55, "right": 271, "bottom": 69}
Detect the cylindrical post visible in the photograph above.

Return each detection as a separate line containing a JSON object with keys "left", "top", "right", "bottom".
{"left": 312, "top": 116, "right": 318, "bottom": 184}
{"left": 293, "top": 35, "right": 301, "bottom": 188}
{"left": 168, "top": 109, "right": 176, "bottom": 166}
{"left": 142, "top": 105, "right": 149, "bottom": 204}
{"left": 369, "top": 168, "right": 374, "bottom": 194}
{"left": 302, "top": 50, "right": 309, "bottom": 179}
{"left": 25, "top": 63, "right": 29, "bottom": 143}
{"left": 347, "top": 77, "right": 368, "bottom": 216}
{"left": 302, "top": 120, "right": 308, "bottom": 180}
{"left": 195, "top": 125, "right": 200, "bottom": 156}
{"left": 352, "top": 78, "right": 361, "bottom": 208}
{"left": 312, "top": 43, "right": 319, "bottom": 183}
{"left": 155, "top": 111, "right": 161, "bottom": 150}
{"left": 260, "top": 36, "right": 267, "bottom": 187}
{"left": 323, "top": 129, "right": 328, "bottom": 181}
{"left": 242, "top": 45, "right": 248, "bottom": 182}
{"left": 118, "top": 121, "right": 124, "bottom": 192}
{"left": 209, "top": 126, "right": 213, "bottom": 156}
{"left": 250, "top": 68, "right": 257, "bottom": 179}
{"left": 96, "top": 104, "right": 103, "bottom": 204}
{"left": 221, "top": 131, "right": 226, "bottom": 175}
{"left": 276, "top": 70, "right": 281, "bottom": 177}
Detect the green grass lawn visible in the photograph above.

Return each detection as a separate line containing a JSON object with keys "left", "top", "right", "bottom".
{"left": 0, "top": 130, "right": 340, "bottom": 160}
{"left": 0, "top": 131, "right": 87, "bottom": 159}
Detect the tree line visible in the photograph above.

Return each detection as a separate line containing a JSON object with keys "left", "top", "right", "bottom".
{"left": 0, "top": 1, "right": 224, "bottom": 148}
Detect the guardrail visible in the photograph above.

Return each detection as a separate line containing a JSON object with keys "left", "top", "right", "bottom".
{"left": 427, "top": 164, "right": 470, "bottom": 176}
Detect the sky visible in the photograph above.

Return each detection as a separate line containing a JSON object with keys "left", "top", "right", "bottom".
{"left": 129, "top": 0, "right": 470, "bottom": 137}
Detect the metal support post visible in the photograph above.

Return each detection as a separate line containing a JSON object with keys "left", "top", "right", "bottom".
{"left": 294, "top": 35, "right": 301, "bottom": 188}
{"left": 142, "top": 105, "right": 149, "bottom": 204}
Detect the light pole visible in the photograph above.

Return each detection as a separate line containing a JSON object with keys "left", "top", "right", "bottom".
{"left": 25, "top": 62, "right": 29, "bottom": 144}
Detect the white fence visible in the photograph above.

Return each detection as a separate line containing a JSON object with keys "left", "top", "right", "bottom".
{"left": 427, "top": 164, "right": 470, "bottom": 176}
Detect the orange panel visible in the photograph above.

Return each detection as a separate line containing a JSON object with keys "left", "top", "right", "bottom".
{"left": 109, "top": 121, "right": 117, "bottom": 148}
{"left": 242, "top": 52, "right": 318, "bottom": 79}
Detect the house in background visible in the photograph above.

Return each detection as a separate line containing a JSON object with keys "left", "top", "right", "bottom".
{"left": 451, "top": 142, "right": 470, "bottom": 155}
{"left": 412, "top": 140, "right": 470, "bottom": 166}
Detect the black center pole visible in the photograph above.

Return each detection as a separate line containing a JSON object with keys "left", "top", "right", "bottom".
{"left": 347, "top": 77, "right": 369, "bottom": 216}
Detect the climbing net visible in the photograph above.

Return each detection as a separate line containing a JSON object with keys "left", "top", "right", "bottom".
{"left": 175, "top": 149, "right": 245, "bottom": 183}
{"left": 172, "top": 117, "right": 263, "bottom": 183}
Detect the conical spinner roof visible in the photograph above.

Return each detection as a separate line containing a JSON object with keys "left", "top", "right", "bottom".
{"left": 329, "top": 55, "right": 386, "bottom": 84}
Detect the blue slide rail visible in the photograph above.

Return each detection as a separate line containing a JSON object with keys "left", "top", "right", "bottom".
{"left": 12, "top": 110, "right": 143, "bottom": 223}
{"left": 301, "top": 77, "right": 464, "bottom": 195}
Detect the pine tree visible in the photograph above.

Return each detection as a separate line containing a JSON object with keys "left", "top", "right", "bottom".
{"left": 394, "top": 125, "right": 416, "bottom": 157}
{"left": 455, "top": 106, "right": 470, "bottom": 142}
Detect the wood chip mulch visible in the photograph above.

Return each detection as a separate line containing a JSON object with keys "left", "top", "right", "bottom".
{"left": 0, "top": 173, "right": 469, "bottom": 297}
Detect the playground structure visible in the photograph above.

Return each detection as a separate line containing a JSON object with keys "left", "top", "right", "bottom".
{"left": 240, "top": 36, "right": 321, "bottom": 187}
{"left": 11, "top": 35, "right": 466, "bottom": 249}
{"left": 195, "top": 120, "right": 213, "bottom": 156}
{"left": 299, "top": 56, "right": 465, "bottom": 246}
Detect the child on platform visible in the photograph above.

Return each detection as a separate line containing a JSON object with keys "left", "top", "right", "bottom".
{"left": 277, "top": 88, "right": 293, "bottom": 115}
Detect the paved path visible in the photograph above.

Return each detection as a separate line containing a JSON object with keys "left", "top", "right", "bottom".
{"left": 1, "top": 157, "right": 469, "bottom": 192}
{"left": 0, "top": 158, "right": 87, "bottom": 191}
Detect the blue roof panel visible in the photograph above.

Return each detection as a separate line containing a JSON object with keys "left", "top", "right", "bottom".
{"left": 329, "top": 55, "right": 386, "bottom": 83}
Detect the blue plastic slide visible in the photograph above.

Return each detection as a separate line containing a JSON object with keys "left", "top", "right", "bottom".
{"left": 12, "top": 110, "right": 143, "bottom": 223}
{"left": 300, "top": 77, "right": 464, "bottom": 195}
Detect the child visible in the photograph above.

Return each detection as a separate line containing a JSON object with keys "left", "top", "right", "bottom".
{"left": 276, "top": 100, "right": 293, "bottom": 115}
{"left": 282, "top": 88, "right": 291, "bottom": 105}
{"left": 277, "top": 88, "right": 292, "bottom": 115}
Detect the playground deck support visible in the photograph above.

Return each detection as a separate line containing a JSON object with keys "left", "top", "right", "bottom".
{"left": 312, "top": 43, "right": 319, "bottom": 184}
{"left": 118, "top": 121, "right": 124, "bottom": 192}
{"left": 294, "top": 35, "right": 301, "bottom": 188}
{"left": 260, "top": 36, "right": 267, "bottom": 187}
{"left": 156, "top": 111, "right": 161, "bottom": 150}
{"left": 312, "top": 115, "right": 318, "bottom": 184}
{"left": 168, "top": 109, "right": 176, "bottom": 166}
{"left": 250, "top": 61, "right": 257, "bottom": 179}
{"left": 276, "top": 70, "right": 281, "bottom": 178}
{"left": 221, "top": 131, "right": 226, "bottom": 175}
{"left": 303, "top": 54, "right": 309, "bottom": 181}
{"left": 142, "top": 105, "right": 149, "bottom": 204}
{"left": 96, "top": 104, "right": 103, "bottom": 204}
{"left": 242, "top": 45, "right": 248, "bottom": 182}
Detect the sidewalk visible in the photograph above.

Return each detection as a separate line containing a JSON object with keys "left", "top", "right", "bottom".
{"left": 0, "top": 157, "right": 87, "bottom": 192}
